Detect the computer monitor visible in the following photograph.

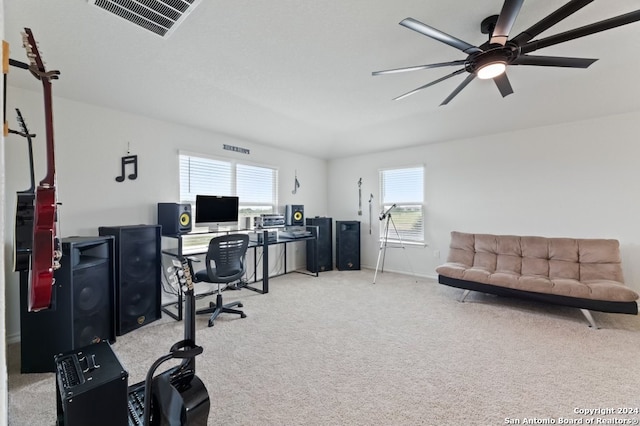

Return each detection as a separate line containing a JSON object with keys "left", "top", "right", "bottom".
{"left": 195, "top": 195, "right": 239, "bottom": 230}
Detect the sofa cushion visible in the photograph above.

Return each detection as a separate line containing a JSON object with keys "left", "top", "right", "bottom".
{"left": 447, "top": 231, "right": 475, "bottom": 267}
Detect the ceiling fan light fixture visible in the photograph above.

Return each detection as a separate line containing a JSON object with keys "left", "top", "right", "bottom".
{"left": 476, "top": 61, "right": 506, "bottom": 79}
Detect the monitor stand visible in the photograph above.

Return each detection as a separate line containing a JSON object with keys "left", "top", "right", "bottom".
{"left": 207, "top": 225, "right": 238, "bottom": 233}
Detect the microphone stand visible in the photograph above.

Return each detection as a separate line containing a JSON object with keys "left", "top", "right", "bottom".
{"left": 373, "top": 204, "right": 400, "bottom": 284}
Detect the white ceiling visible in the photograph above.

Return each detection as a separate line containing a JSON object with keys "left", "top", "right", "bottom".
{"left": 5, "top": 0, "right": 640, "bottom": 159}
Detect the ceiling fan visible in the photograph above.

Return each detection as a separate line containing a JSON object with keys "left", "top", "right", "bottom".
{"left": 373, "top": 0, "right": 640, "bottom": 105}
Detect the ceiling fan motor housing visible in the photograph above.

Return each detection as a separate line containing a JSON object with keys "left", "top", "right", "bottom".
{"left": 467, "top": 48, "right": 512, "bottom": 74}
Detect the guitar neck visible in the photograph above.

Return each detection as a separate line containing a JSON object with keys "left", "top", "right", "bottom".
{"left": 3, "top": 41, "right": 9, "bottom": 137}
{"left": 39, "top": 78, "right": 56, "bottom": 188}
{"left": 25, "top": 133, "right": 35, "bottom": 193}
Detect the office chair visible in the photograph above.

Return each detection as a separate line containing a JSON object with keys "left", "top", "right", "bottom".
{"left": 193, "top": 234, "right": 249, "bottom": 327}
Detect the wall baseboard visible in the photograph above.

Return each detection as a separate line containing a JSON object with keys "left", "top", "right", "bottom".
{"left": 361, "top": 265, "right": 438, "bottom": 281}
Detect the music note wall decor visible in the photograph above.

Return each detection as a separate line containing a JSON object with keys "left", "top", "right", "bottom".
{"left": 115, "top": 154, "right": 138, "bottom": 182}
{"left": 291, "top": 170, "right": 300, "bottom": 195}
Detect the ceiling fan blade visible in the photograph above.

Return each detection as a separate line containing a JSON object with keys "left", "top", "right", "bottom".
{"left": 393, "top": 68, "right": 467, "bottom": 101}
{"left": 510, "top": 0, "right": 594, "bottom": 46}
{"left": 372, "top": 60, "right": 467, "bottom": 76}
{"left": 440, "top": 74, "right": 476, "bottom": 106}
{"left": 491, "top": 0, "right": 525, "bottom": 45}
{"left": 493, "top": 73, "right": 514, "bottom": 98}
{"left": 520, "top": 9, "right": 640, "bottom": 55}
{"left": 512, "top": 55, "right": 597, "bottom": 68}
{"left": 400, "top": 18, "right": 482, "bottom": 54}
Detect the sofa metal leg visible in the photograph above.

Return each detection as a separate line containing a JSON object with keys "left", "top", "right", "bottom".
{"left": 459, "top": 289, "right": 471, "bottom": 303}
{"left": 580, "top": 309, "right": 599, "bottom": 329}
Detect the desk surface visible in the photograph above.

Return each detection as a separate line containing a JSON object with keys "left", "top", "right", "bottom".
{"left": 163, "top": 234, "right": 315, "bottom": 257}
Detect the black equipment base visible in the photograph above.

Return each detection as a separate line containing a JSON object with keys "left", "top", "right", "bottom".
{"left": 438, "top": 274, "right": 639, "bottom": 315}
{"left": 127, "top": 373, "right": 209, "bottom": 426}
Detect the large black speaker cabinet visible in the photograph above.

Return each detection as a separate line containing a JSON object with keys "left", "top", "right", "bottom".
{"left": 336, "top": 221, "right": 361, "bottom": 270}
{"left": 286, "top": 204, "right": 304, "bottom": 226}
{"left": 55, "top": 341, "right": 128, "bottom": 426}
{"left": 306, "top": 217, "right": 333, "bottom": 272}
{"left": 157, "top": 202, "right": 192, "bottom": 235}
{"left": 19, "top": 236, "right": 116, "bottom": 373}
{"left": 99, "top": 225, "right": 161, "bottom": 336}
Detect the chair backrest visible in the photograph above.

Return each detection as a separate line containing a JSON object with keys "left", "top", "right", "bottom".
{"left": 204, "top": 234, "right": 250, "bottom": 283}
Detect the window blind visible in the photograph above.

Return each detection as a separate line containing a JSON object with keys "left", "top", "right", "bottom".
{"left": 379, "top": 166, "right": 424, "bottom": 243}
{"left": 179, "top": 153, "right": 278, "bottom": 220}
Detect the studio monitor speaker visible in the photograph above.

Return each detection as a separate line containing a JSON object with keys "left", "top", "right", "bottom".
{"left": 306, "top": 217, "right": 333, "bottom": 272}
{"left": 157, "top": 202, "right": 192, "bottom": 235}
{"left": 286, "top": 204, "right": 304, "bottom": 226}
{"left": 99, "top": 225, "right": 161, "bottom": 336}
{"left": 19, "top": 236, "right": 116, "bottom": 373}
{"left": 336, "top": 221, "right": 361, "bottom": 270}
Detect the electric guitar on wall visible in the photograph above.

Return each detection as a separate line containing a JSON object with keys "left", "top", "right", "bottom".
{"left": 10, "top": 108, "right": 36, "bottom": 272}
{"left": 22, "top": 28, "right": 62, "bottom": 311}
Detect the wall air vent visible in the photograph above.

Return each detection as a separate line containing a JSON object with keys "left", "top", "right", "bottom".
{"left": 89, "top": 0, "right": 201, "bottom": 38}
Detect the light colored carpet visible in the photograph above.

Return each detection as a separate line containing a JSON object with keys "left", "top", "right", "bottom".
{"left": 7, "top": 269, "right": 640, "bottom": 425}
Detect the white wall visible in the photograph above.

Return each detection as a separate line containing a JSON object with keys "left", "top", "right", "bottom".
{"left": 328, "top": 110, "right": 640, "bottom": 295}
{"left": 1, "top": 0, "right": 8, "bottom": 423}
{"left": 3, "top": 86, "right": 328, "bottom": 340}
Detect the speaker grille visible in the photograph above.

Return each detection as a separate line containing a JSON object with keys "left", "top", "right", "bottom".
{"left": 336, "top": 221, "right": 361, "bottom": 270}
{"left": 99, "top": 225, "right": 161, "bottom": 335}
{"left": 306, "top": 217, "right": 332, "bottom": 272}
{"left": 89, "top": 0, "right": 201, "bottom": 38}
{"left": 119, "top": 230, "right": 158, "bottom": 327}
{"left": 73, "top": 262, "right": 112, "bottom": 347}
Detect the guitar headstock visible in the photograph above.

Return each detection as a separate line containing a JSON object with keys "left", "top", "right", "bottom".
{"left": 21, "top": 28, "right": 60, "bottom": 82}
{"left": 172, "top": 257, "right": 194, "bottom": 293}
{"left": 15, "top": 108, "right": 29, "bottom": 136}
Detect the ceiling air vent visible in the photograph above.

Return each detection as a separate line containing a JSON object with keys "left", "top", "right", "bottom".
{"left": 89, "top": 0, "right": 201, "bottom": 38}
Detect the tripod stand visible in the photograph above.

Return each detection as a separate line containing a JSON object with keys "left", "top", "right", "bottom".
{"left": 373, "top": 205, "right": 404, "bottom": 284}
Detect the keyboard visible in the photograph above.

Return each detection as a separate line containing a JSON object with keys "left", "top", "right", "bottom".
{"left": 127, "top": 382, "right": 146, "bottom": 426}
{"left": 279, "top": 230, "right": 312, "bottom": 239}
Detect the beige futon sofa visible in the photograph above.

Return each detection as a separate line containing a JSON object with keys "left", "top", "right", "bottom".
{"left": 436, "top": 231, "right": 639, "bottom": 328}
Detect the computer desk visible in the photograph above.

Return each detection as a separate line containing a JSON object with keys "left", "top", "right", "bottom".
{"left": 245, "top": 229, "right": 319, "bottom": 293}
{"left": 161, "top": 228, "right": 318, "bottom": 321}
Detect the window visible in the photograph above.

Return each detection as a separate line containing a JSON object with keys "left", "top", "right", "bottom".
{"left": 379, "top": 166, "right": 424, "bottom": 244}
{"left": 179, "top": 152, "right": 278, "bottom": 224}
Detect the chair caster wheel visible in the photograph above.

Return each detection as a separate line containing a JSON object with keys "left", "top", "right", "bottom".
{"left": 241, "top": 313, "right": 247, "bottom": 318}
{"left": 208, "top": 321, "right": 215, "bottom": 327}
{"left": 209, "top": 302, "right": 215, "bottom": 308}
{"left": 238, "top": 303, "right": 243, "bottom": 308}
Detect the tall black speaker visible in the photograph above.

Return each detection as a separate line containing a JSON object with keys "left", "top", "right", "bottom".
{"left": 19, "top": 236, "right": 116, "bottom": 373}
{"left": 157, "top": 202, "right": 192, "bottom": 235}
{"left": 336, "top": 221, "right": 361, "bottom": 270}
{"left": 306, "top": 217, "right": 333, "bottom": 272}
{"left": 99, "top": 225, "right": 161, "bottom": 336}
